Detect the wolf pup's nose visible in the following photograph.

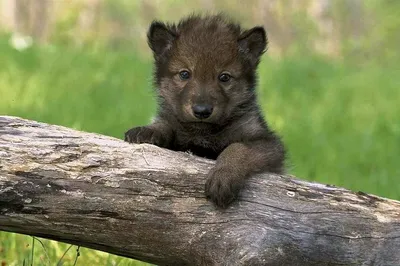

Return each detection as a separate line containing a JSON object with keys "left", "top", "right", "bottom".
{"left": 192, "top": 104, "right": 213, "bottom": 119}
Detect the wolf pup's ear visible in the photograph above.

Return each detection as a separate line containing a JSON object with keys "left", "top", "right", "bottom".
{"left": 238, "top": 27, "right": 267, "bottom": 67}
{"left": 147, "top": 21, "right": 176, "bottom": 60}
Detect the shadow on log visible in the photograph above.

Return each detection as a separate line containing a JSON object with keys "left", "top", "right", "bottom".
{"left": 0, "top": 116, "right": 399, "bottom": 265}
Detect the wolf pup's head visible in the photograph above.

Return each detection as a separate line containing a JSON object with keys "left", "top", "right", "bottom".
{"left": 148, "top": 14, "right": 267, "bottom": 126}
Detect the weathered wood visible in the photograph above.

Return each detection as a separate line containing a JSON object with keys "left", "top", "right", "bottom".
{"left": 0, "top": 115, "right": 399, "bottom": 266}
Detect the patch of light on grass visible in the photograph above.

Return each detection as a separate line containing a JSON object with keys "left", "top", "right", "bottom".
{"left": 9, "top": 33, "right": 33, "bottom": 51}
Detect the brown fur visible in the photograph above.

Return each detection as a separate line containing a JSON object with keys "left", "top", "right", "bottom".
{"left": 125, "top": 14, "right": 285, "bottom": 208}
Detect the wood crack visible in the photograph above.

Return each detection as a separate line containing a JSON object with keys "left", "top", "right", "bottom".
{"left": 0, "top": 116, "right": 399, "bottom": 265}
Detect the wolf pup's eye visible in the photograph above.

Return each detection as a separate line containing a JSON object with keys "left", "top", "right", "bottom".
{"left": 218, "top": 73, "right": 231, "bottom": 82}
{"left": 179, "top": 70, "right": 191, "bottom": 80}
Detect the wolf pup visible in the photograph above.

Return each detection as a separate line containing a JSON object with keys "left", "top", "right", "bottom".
{"left": 125, "top": 14, "right": 285, "bottom": 208}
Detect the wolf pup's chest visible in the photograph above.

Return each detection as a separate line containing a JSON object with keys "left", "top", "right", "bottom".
{"left": 174, "top": 131, "right": 227, "bottom": 159}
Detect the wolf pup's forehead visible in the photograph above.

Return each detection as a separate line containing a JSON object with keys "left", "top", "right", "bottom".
{"left": 174, "top": 15, "right": 242, "bottom": 59}
{"left": 148, "top": 14, "right": 268, "bottom": 68}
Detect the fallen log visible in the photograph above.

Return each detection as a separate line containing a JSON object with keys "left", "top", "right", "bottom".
{"left": 0, "top": 115, "right": 399, "bottom": 266}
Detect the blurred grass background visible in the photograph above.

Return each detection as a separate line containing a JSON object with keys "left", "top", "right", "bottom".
{"left": 0, "top": 0, "right": 399, "bottom": 265}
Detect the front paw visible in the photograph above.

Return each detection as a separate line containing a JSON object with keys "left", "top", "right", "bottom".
{"left": 124, "top": 126, "right": 169, "bottom": 147}
{"left": 205, "top": 166, "right": 244, "bottom": 208}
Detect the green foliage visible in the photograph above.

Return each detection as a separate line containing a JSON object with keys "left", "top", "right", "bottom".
{"left": 363, "top": 0, "right": 400, "bottom": 62}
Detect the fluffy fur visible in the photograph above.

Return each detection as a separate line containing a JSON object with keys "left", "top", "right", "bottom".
{"left": 125, "top": 14, "right": 285, "bottom": 208}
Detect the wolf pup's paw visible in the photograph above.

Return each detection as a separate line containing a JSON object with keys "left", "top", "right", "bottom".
{"left": 124, "top": 126, "right": 169, "bottom": 147}
{"left": 205, "top": 165, "right": 244, "bottom": 208}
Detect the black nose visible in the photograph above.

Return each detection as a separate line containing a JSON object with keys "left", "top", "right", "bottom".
{"left": 192, "top": 104, "right": 213, "bottom": 119}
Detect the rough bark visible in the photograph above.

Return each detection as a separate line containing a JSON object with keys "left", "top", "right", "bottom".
{"left": 0, "top": 115, "right": 399, "bottom": 266}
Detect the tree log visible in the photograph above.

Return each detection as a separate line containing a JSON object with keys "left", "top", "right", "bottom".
{"left": 0, "top": 115, "right": 399, "bottom": 266}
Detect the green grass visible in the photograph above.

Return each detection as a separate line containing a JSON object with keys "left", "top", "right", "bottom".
{"left": 0, "top": 36, "right": 156, "bottom": 138}
{"left": 0, "top": 232, "right": 150, "bottom": 265}
{"left": 259, "top": 56, "right": 400, "bottom": 198}
{"left": 0, "top": 36, "right": 399, "bottom": 265}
